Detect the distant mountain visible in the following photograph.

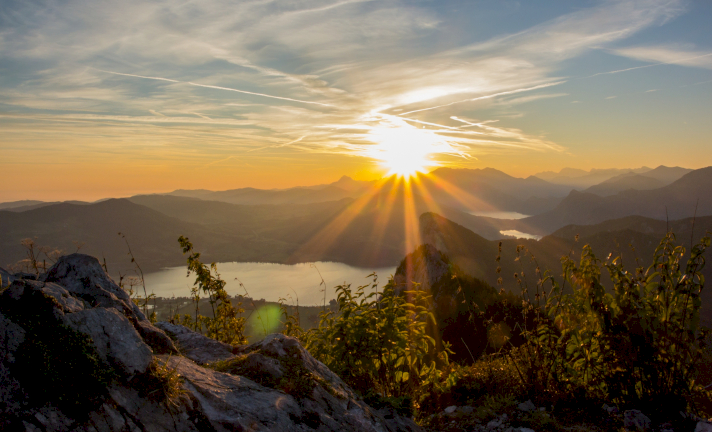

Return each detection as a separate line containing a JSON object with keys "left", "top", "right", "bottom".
{"left": 165, "top": 176, "right": 376, "bottom": 205}
{"left": 534, "top": 167, "right": 652, "bottom": 188}
{"left": 154, "top": 169, "right": 576, "bottom": 216}
{"left": 639, "top": 165, "right": 693, "bottom": 184}
{"left": 0, "top": 200, "right": 91, "bottom": 212}
{"left": 585, "top": 173, "right": 664, "bottom": 196}
{"left": 506, "top": 166, "right": 712, "bottom": 235}
{"left": 0, "top": 200, "right": 45, "bottom": 210}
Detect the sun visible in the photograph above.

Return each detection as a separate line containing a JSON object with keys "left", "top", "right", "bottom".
{"left": 366, "top": 118, "right": 445, "bottom": 178}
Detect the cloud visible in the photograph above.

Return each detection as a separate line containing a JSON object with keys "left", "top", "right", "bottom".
{"left": 611, "top": 45, "right": 712, "bottom": 69}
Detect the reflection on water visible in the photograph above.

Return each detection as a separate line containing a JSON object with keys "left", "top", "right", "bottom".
{"left": 142, "top": 261, "right": 397, "bottom": 306}
{"left": 468, "top": 210, "right": 530, "bottom": 219}
{"left": 500, "top": 230, "right": 542, "bottom": 240}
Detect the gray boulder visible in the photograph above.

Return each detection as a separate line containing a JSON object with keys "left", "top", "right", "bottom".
{"left": 64, "top": 308, "right": 152, "bottom": 376}
{"left": 41, "top": 254, "right": 178, "bottom": 355}
{"left": 156, "top": 322, "right": 236, "bottom": 365}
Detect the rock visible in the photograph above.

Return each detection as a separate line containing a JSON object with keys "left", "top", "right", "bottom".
{"left": 518, "top": 428, "right": 535, "bottom": 432}
{"left": 0, "top": 313, "right": 27, "bottom": 425}
{"left": 13, "top": 272, "right": 38, "bottom": 281}
{"left": 41, "top": 254, "right": 178, "bottom": 355}
{"left": 487, "top": 419, "right": 502, "bottom": 429}
{"left": 444, "top": 406, "right": 458, "bottom": 414}
{"left": 518, "top": 399, "right": 536, "bottom": 412}
{"left": 624, "top": 410, "right": 651, "bottom": 431}
{"left": 696, "top": 422, "right": 712, "bottom": 432}
{"left": 156, "top": 322, "right": 236, "bottom": 364}
{"left": 392, "top": 244, "right": 450, "bottom": 293}
{"left": 63, "top": 308, "right": 152, "bottom": 376}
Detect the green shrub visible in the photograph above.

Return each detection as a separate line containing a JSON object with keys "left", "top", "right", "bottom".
{"left": 508, "top": 233, "right": 711, "bottom": 417}
{"left": 176, "top": 236, "right": 247, "bottom": 345}
{"left": 302, "top": 274, "right": 446, "bottom": 401}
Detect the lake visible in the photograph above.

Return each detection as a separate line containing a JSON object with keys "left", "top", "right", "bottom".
{"left": 500, "top": 230, "right": 542, "bottom": 240}
{"left": 142, "top": 261, "right": 398, "bottom": 306}
{"left": 467, "top": 210, "right": 530, "bottom": 219}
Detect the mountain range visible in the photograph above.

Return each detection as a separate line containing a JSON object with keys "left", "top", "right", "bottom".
{"left": 1, "top": 165, "right": 709, "bottom": 279}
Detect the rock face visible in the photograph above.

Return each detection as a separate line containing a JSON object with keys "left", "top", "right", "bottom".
{"left": 0, "top": 254, "right": 422, "bottom": 432}
{"left": 392, "top": 244, "right": 451, "bottom": 293}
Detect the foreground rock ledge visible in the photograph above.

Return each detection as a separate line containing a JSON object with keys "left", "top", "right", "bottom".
{"left": 0, "top": 253, "right": 421, "bottom": 432}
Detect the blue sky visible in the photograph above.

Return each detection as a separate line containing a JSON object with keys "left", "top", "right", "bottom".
{"left": 1, "top": 0, "right": 711, "bottom": 200}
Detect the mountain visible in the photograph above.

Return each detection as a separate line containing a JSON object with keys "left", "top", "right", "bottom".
{"left": 640, "top": 165, "right": 693, "bottom": 184}
{"left": 584, "top": 173, "right": 664, "bottom": 196}
{"left": 585, "top": 165, "right": 693, "bottom": 196}
{"left": 0, "top": 200, "right": 45, "bottom": 210}
{"left": 165, "top": 176, "right": 376, "bottom": 205}
{"left": 505, "top": 166, "right": 712, "bottom": 235}
{"left": 0, "top": 200, "right": 91, "bottom": 212}
{"left": 534, "top": 167, "right": 652, "bottom": 188}
{"left": 0, "top": 199, "right": 238, "bottom": 275}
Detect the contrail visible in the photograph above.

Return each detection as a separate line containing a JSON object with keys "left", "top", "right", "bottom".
{"left": 95, "top": 69, "right": 181, "bottom": 83}
{"left": 246, "top": 135, "right": 306, "bottom": 153}
{"left": 187, "top": 82, "right": 333, "bottom": 107}
{"left": 398, "top": 81, "right": 565, "bottom": 116}
{"left": 95, "top": 68, "right": 333, "bottom": 107}
{"left": 585, "top": 52, "right": 712, "bottom": 78}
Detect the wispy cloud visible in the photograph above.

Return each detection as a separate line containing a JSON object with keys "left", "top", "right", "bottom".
{"left": 611, "top": 46, "right": 712, "bottom": 70}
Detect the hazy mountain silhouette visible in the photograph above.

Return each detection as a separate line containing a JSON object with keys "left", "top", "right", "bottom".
{"left": 0, "top": 200, "right": 90, "bottom": 212}
{"left": 0, "top": 200, "right": 45, "bottom": 210}
{"left": 534, "top": 166, "right": 653, "bottom": 188}
{"left": 164, "top": 176, "right": 375, "bottom": 205}
{"left": 584, "top": 174, "right": 664, "bottom": 197}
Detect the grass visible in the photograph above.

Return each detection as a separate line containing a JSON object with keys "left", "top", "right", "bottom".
{"left": 138, "top": 357, "right": 186, "bottom": 410}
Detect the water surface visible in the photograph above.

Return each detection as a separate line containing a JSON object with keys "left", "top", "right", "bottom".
{"left": 499, "top": 230, "right": 542, "bottom": 240}
{"left": 143, "top": 261, "right": 397, "bottom": 306}
{"left": 468, "top": 210, "right": 530, "bottom": 219}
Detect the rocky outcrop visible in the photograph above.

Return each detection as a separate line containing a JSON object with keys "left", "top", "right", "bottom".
{"left": 392, "top": 244, "right": 451, "bottom": 293}
{"left": 156, "top": 321, "right": 237, "bottom": 365}
{"left": 0, "top": 254, "right": 422, "bottom": 432}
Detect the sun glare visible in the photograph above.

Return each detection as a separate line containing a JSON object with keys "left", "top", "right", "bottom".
{"left": 366, "top": 117, "right": 452, "bottom": 178}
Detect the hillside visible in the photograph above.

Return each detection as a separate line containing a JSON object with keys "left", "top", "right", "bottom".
{"left": 0, "top": 199, "right": 231, "bottom": 274}
{"left": 419, "top": 212, "right": 712, "bottom": 326}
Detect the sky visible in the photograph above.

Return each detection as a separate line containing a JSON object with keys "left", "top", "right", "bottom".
{"left": 1, "top": 0, "right": 711, "bottom": 201}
